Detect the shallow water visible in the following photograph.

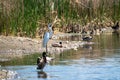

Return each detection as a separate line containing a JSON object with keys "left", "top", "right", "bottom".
{"left": 1, "top": 32, "right": 120, "bottom": 80}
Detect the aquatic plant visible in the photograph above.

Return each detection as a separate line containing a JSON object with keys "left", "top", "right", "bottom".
{"left": 0, "top": 0, "right": 120, "bottom": 37}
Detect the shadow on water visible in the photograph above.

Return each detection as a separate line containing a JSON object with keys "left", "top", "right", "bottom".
{"left": 112, "top": 31, "right": 119, "bottom": 40}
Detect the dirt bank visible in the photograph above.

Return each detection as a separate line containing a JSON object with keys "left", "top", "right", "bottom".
{"left": 0, "top": 33, "right": 83, "bottom": 60}
{"left": 0, "top": 28, "right": 113, "bottom": 61}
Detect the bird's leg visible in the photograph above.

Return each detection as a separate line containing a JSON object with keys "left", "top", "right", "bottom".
{"left": 46, "top": 44, "right": 50, "bottom": 56}
{"left": 46, "top": 44, "right": 48, "bottom": 53}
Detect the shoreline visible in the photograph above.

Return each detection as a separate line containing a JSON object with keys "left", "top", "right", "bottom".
{"left": 0, "top": 28, "right": 118, "bottom": 80}
{"left": 0, "top": 33, "right": 86, "bottom": 60}
{"left": 0, "top": 32, "right": 95, "bottom": 80}
{"left": 0, "top": 28, "right": 114, "bottom": 61}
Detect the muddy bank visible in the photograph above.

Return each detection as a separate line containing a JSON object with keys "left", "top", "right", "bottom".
{"left": 0, "top": 28, "right": 113, "bottom": 61}
{"left": 0, "top": 36, "right": 42, "bottom": 59}
{"left": 0, "top": 33, "right": 94, "bottom": 61}
{"left": 0, "top": 34, "right": 86, "bottom": 60}
{"left": 0, "top": 33, "right": 71, "bottom": 58}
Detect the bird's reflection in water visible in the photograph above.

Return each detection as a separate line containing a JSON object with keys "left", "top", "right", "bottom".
{"left": 112, "top": 31, "right": 119, "bottom": 38}
{"left": 82, "top": 44, "right": 93, "bottom": 50}
{"left": 37, "top": 71, "right": 47, "bottom": 78}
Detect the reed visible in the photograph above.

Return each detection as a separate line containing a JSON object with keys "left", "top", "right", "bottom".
{"left": 0, "top": 0, "right": 120, "bottom": 37}
{"left": 119, "top": 0, "right": 120, "bottom": 20}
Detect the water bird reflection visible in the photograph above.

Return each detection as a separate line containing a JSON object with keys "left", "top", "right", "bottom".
{"left": 112, "top": 22, "right": 119, "bottom": 32}
{"left": 37, "top": 71, "right": 47, "bottom": 78}
{"left": 82, "top": 44, "right": 92, "bottom": 50}
{"left": 112, "top": 31, "right": 119, "bottom": 38}
{"left": 82, "top": 35, "right": 93, "bottom": 42}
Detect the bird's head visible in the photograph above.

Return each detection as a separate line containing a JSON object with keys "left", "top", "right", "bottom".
{"left": 42, "top": 52, "right": 47, "bottom": 57}
{"left": 48, "top": 23, "right": 52, "bottom": 28}
{"left": 116, "top": 22, "right": 119, "bottom": 25}
{"left": 59, "top": 42, "right": 62, "bottom": 44}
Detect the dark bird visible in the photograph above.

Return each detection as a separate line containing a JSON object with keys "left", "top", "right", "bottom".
{"left": 112, "top": 22, "right": 119, "bottom": 31}
{"left": 82, "top": 35, "right": 92, "bottom": 42}
{"left": 37, "top": 52, "right": 47, "bottom": 70}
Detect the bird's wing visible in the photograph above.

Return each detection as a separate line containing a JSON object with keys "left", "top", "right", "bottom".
{"left": 49, "top": 31, "right": 53, "bottom": 39}
{"left": 46, "top": 57, "right": 54, "bottom": 64}
{"left": 40, "top": 58, "right": 44, "bottom": 63}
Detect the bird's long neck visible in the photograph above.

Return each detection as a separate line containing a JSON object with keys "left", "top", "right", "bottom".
{"left": 43, "top": 57, "right": 47, "bottom": 63}
{"left": 46, "top": 45, "right": 48, "bottom": 53}
{"left": 37, "top": 58, "right": 40, "bottom": 65}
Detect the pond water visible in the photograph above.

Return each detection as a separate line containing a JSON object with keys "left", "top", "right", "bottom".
{"left": 1, "top": 32, "right": 120, "bottom": 80}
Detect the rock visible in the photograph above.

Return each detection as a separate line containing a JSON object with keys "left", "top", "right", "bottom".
{"left": 0, "top": 69, "right": 18, "bottom": 80}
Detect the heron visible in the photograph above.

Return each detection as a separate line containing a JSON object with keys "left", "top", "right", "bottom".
{"left": 42, "top": 16, "right": 59, "bottom": 53}
{"left": 43, "top": 23, "right": 53, "bottom": 53}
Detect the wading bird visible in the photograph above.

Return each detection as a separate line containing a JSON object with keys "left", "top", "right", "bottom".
{"left": 42, "top": 23, "right": 53, "bottom": 53}
{"left": 43, "top": 16, "right": 59, "bottom": 53}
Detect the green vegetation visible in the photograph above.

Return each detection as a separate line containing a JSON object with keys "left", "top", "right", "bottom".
{"left": 0, "top": 0, "right": 120, "bottom": 37}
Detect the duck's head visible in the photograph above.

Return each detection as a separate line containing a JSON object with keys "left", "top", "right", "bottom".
{"left": 42, "top": 52, "right": 47, "bottom": 57}
{"left": 117, "top": 21, "right": 119, "bottom": 24}
{"left": 59, "top": 42, "right": 62, "bottom": 44}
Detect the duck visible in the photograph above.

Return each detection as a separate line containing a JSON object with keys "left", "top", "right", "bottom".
{"left": 52, "top": 42, "right": 62, "bottom": 48}
{"left": 37, "top": 52, "right": 54, "bottom": 70}
{"left": 112, "top": 22, "right": 119, "bottom": 31}
{"left": 37, "top": 52, "right": 47, "bottom": 70}
{"left": 82, "top": 35, "right": 92, "bottom": 42}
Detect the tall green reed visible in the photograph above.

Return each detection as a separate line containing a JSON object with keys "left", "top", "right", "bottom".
{"left": 0, "top": 0, "right": 120, "bottom": 37}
